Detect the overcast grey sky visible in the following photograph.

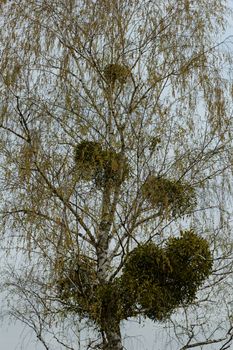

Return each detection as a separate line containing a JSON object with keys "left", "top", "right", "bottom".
{"left": 0, "top": 316, "right": 177, "bottom": 350}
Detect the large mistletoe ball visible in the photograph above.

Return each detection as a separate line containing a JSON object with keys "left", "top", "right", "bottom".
{"left": 121, "top": 230, "right": 213, "bottom": 321}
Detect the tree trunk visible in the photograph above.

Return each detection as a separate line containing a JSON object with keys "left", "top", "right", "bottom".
{"left": 104, "top": 324, "right": 123, "bottom": 350}
{"left": 96, "top": 182, "right": 124, "bottom": 349}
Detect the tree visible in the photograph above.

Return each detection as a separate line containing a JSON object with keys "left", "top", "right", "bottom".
{"left": 0, "top": 0, "right": 232, "bottom": 349}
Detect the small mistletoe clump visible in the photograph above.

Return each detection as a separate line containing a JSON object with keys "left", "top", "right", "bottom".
{"left": 74, "top": 141, "right": 129, "bottom": 187}
{"left": 94, "top": 150, "right": 129, "bottom": 188}
{"left": 142, "top": 175, "right": 196, "bottom": 216}
{"left": 56, "top": 254, "right": 97, "bottom": 317}
{"left": 104, "top": 63, "right": 131, "bottom": 84}
{"left": 121, "top": 230, "right": 213, "bottom": 321}
{"left": 74, "top": 141, "right": 103, "bottom": 180}
{"left": 57, "top": 264, "right": 132, "bottom": 327}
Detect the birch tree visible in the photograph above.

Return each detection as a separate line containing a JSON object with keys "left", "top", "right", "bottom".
{"left": 0, "top": 1, "right": 232, "bottom": 349}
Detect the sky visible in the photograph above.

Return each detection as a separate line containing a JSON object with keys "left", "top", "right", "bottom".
{"left": 0, "top": 2, "right": 233, "bottom": 350}
{"left": 0, "top": 316, "right": 176, "bottom": 350}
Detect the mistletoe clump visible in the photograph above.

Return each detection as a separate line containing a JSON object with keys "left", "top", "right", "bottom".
{"left": 57, "top": 262, "right": 132, "bottom": 327}
{"left": 56, "top": 254, "right": 98, "bottom": 317}
{"left": 74, "top": 141, "right": 129, "bottom": 187}
{"left": 165, "top": 230, "right": 213, "bottom": 303}
{"left": 94, "top": 150, "right": 129, "bottom": 187}
{"left": 74, "top": 141, "right": 103, "bottom": 180}
{"left": 86, "top": 280, "right": 136, "bottom": 328}
{"left": 142, "top": 175, "right": 196, "bottom": 216}
{"left": 104, "top": 63, "right": 131, "bottom": 84}
{"left": 121, "top": 242, "right": 171, "bottom": 285}
{"left": 120, "top": 230, "right": 213, "bottom": 321}
{"left": 120, "top": 242, "right": 176, "bottom": 320}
